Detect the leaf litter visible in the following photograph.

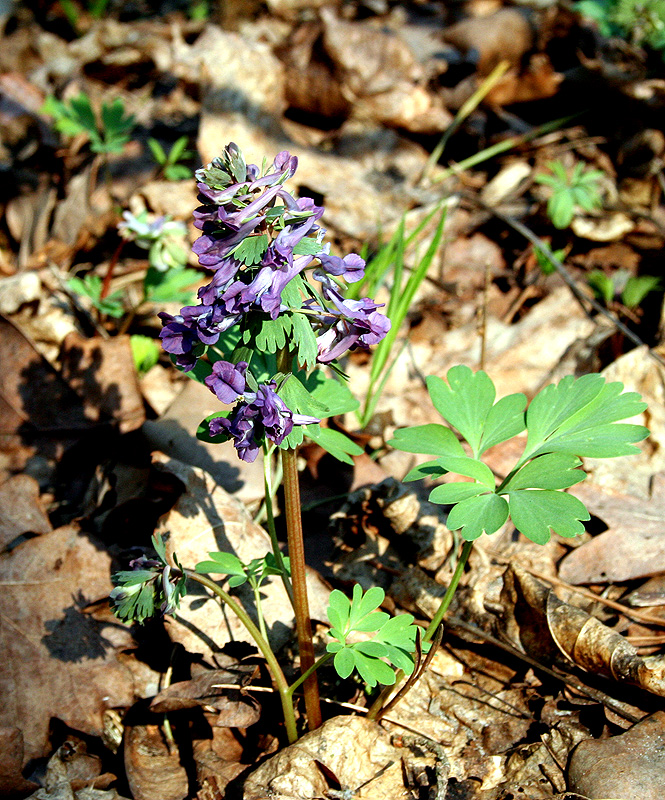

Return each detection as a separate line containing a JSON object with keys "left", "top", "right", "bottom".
{"left": 1, "top": 1, "right": 665, "bottom": 798}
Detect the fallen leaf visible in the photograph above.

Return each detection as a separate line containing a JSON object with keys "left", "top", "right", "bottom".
{"left": 568, "top": 710, "right": 665, "bottom": 800}
{"left": 0, "top": 474, "right": 52, "bottom": 551}
{"left": 60, "top": 333, "right": 145, "bottom": 434}
{"left": 501, "top": 564, "right": 665, "bottom": 697}
{"left": 560, "top": 476, "right": 665, "bottom": 584}
{"left": 124, "top": 724, "right": 188, "bottom": 800}
{"left": 150, "top": 666, "right": 261, "bottom": 727}
{"left": 0, "top": 525, "right": 138, "bottom": 767}
{"left": 0, "top": 728, "right": 39, "bottom": 797}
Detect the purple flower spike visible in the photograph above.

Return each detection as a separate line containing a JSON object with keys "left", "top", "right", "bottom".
{"left": 205, "top": 360, "right": 248, "bottom": 403}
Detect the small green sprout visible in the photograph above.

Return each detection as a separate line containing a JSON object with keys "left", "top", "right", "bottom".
{"left": 67, "top": 273, "right": 124, "bottom": 318}
{"left": 588, "top": 269, "right": 661, "bottom": 310}
{"left": 130, "top": 335, "right": 161, "bottom": 375}
{"left": 42, "top": 93, "right": 135, "bottom": 155}
{"left": 147, "top": 136, "right": 194, "bottom": 181}
{"left": 535, "top": 160, "right": 604, "bottom": 229}
{"left": 326, "top": 585, "right": 419, "bottom": 688}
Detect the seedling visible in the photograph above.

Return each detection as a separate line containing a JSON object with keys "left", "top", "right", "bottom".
{"left": 67, "top": 273, "right": 124, "bottom": 319}
{"left": 42, "top": 92, "right": 135, "bottom": 155}
{"left": 587, "top": 269, "right": 661, "bottom": 311}
{"left": 576, "top": 0, "right": 665, "bottom": 53}
{"left": 147, "top": 136, "right": 194, "bottom": 181}
{"left": 535, "top": 160, "right": 604, "bottom": 229}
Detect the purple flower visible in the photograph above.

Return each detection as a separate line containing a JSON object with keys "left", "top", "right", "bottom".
{"left": 314, "top": 290, "right": 391, "bottom": 363}
{"left": 318, "top": 252, "right": 365, "bottom": 284}
{"left": 208, "top": 380, "right": 319, "bottom": 461}
{"left": 210, "top": 404, "right": 261, "bottom": 463}
{"left": 158, "top": 312, "right": 201, "bottom": 371}
{"left": 205, "top": 360, "right": 248, "bottom": 403}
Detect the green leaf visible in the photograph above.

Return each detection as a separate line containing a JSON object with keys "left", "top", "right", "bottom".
{"left": 522, "top": 374, "right": 648, "bottom": 462}
{"left": 433, "top": 455, "right": 495, "bottom": 488}
{"left": 503, "top": 453, "right": 585, "bottom": 491}
{"left": 292, "top": 238, "right": 325, "bottom": 256}
{"left": 232, "top": 234, "right": 268, "bottom": 266}
{"left": 327, "top": 589, "right": 351, "bottom": 632}
{"left": 389, "top": 424, "right": 465, "bottom": 457}
{"left": 333, "top": 648, "right": 355, "bottom": 679}
{"left": 622, "top": 275, "right": 661, "bottom": 309}
{"left": 144, "top": 267, "right": 199, "bottom": 304}
{"left": 152, "top": 533, "right": 167, "bottom": 563}
{"left": 429, "top": 482, "right": 489, "bottom": 505}
{"left": 195, "top": 551, "right": 245, "bottom": 575}
{"left": 291, "top": 313, "right": 318, "bottom": 370}
{"left": 478, "top": 393, "right": 527, "bottom": 454}
{"left": 279, "top": 375, "right": 329, "bottom": 418}
{"left": 254, "top": 315, "right": 291, "bottom": 353}
{"left": 168, "top": 135, "right": 189, "bottom": 164}
{"left": 403, "top": 460, "right": 448, "bottom": 482}
{"left": 355, "top": 641, "right": 389, "bottom": 657}
{"left": 164, "top": 164, "right": 193, "bottom": 181}
{"left": 587, "top": 270, "right": 615, "bottom": 305}
{"left": 350, "top": 585, "right": 385, "bottom": 626}
{"left": 446, "top": 492, "right": 509, "bottom": 540}
{"left": 309, "top": 376, "right": 359, "bottom": 416}
{"left": 147, "top": 137, "right": 166, "bottom": 164}
{"left": 280, "top": 276, "right": 304, "bottom": 310}
{"left": 426, "top": 367, "right": 496, "bottom": 456}
{"left": 507, "top": 489, "right": 590, "bottom": 544}
{"left": 69, "top": 94, "right": 97, "bottom": 134}
{"left": 130, "top": 335, "right": 160, "bottom": 375}
{"left": 305, "top": 426, "right": 363, "bottom": 465}
{"left": 352, "top": 651, "right": 396, "bottom": 688}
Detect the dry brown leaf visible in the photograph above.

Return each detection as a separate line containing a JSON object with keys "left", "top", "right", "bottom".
{"left": 0, "top": 728, "right": 39, "bottom": 797}
{"left": 150, "top": 667, "right": 260, "bottom": 727}
{"left": 0, "top": 525, "right": 138, "bottom": 768}
{"left": 124, "top": 724, "right": 188, "bottom": 800}
{"left": 501, "top": 564, "right": 665, "bottom": 697}
{"left": 568, "top": 710, "right": 665, "bottom": 800}
{"left": 560, "top": 476, "right": 665, "bottom": 584}
{"left": 0, "top": 473, "right": 52, "bottom": 551}
{"left": 243, "top": 716, "right": 409, "bottom": 800}
{"left": 59, "top": 333, "right": 145, "bottom": 434}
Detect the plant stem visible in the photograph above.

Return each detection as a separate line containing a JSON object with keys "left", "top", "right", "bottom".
{"left": 422, "top": 539, "right": 474, "bottom": 643}
{"left": 287, "top": 652, "right": 333, "bottom": 698}
{"left": 261, "top": 443, "right": 293, "bottom": 606}
{"left": 185, "top": 569, "right": 298, "bottom": 743}
{"left": 366, "top": 539, "right": 474, "bottom": 720}
{"left": 281, "top": 447, "right": 322, "bottom": 730}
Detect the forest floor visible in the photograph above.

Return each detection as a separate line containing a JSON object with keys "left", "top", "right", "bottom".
{"left": 1, "top": 1, "right": 665, "bottom": 799}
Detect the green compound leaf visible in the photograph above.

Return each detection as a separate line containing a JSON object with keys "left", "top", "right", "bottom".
{"left": 506, "top": 489, "right": 590, "bottom": 544}
{"left": 434, "top": 454, "right": 495, "bottom": 488}
{"left": 429, "top": 481, "right": 489, "bottom": 505}
{"left": 254, "top": 314, "right": 292, "bottom": 353}
{"left": 503, "top": 453, "right": 586, "bottom": 491}
{"left": 521, "top": 374, "right": 648, "bottom": 463}
{"left": 426, "top": 367, "right": 496, "bottom": 457}
{"left": 446, "top": 492, "right": 509, "bottom": 540}
{"left": 278, "top": 375, "right": 329, "bottom": 418}
{"left": 389, "top": 423, "right": 465, "bottom": 457}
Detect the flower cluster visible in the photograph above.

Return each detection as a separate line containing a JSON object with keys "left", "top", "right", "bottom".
{"left": 158, "top": 142, "right": 390, "bottom": 461}
{"left": 205, "top": 360, "right": 318, "bottom": 462}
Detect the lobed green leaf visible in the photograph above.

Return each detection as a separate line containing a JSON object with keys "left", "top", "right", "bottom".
{"left": 446, "top": 492, "right": 509, "bottom": 540}
{"left": 506, "top": 489, "right": 590, "bottom": 544}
